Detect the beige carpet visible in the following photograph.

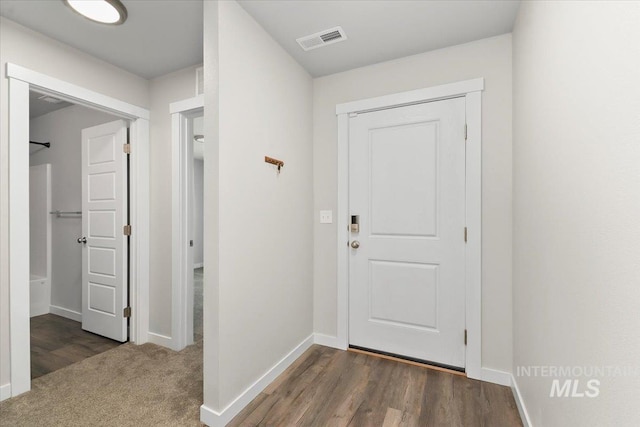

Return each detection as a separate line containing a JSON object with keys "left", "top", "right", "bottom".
{"left": 0, "top": 341, "right": 204, "bottom": 426}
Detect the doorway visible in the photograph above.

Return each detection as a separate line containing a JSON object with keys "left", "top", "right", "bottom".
{"left": 170, "top": 95, "right": 204, "bottom": 351}
{"left": 7, "top": 63, "right": 150, "bottom": 397}
{"left": 192, "top": 115, "right": 204, "bottom": 342}
{"left": 335, "top": 79, "right": 484, "bottom": 379}
{"left": 28, "top": 95, "right": 128, "bottom": 378}
{"left": 347, "top": 97, "right": 466, "bottom": 369}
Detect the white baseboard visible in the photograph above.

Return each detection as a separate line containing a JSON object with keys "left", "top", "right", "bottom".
{"left": 313, "top": 333, "right": 346, "bottom": 350}
{"left": 511, "top": 374, "right": 532, "bottom": 427}
{"left": 49, "top": 305, "right": 82, "bottom": 322}
{"left": 200, "top": 334, "right": 314, "bottom": 427}
{"left": 0, "top": 383, "right": 11, "bottom": 401}
{"left": 480, "top": 367, "right": 512, "bottom": 386}
{"left": 147, "top": 332, "right": 174, "bottom": 349}
{"left": 193, "top": 263, "right": 204, "bottom": 269}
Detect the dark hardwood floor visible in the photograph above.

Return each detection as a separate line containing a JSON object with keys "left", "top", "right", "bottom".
{"left": 30, "top": 313, "right": 122, "bottom": 379}
{"left": 228, "top": 345, "right": 523, "bottom": 427}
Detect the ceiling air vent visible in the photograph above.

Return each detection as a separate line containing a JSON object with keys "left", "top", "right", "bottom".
{"left": 296, "top": 26, "right": 347, "bottom": 52}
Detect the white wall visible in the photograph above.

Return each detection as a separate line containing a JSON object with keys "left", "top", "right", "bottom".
{"left": 29, "top": 164, "right": 49, "bottom": 280}
{"left": 313, "top": 34, "right": 513, "bottom": 373}
{"left": 203, "top": 0, "right": 314, "bottom": 414}
{"left": 193, "top": 159, "right": 204, "bottom": 267}
{"left": 0, "top": 17, "right": 149, "bottom": 393}
{"left": 30, "top": 105, "right": 118, "bottom": 317}
{"left": 202, "top": 0, "right": 221, "bottom": 411}
{"left": 512, "top": 2, "right": 640, "bottom": 426}
{"left": 148, "top": 65, "right": 201, "bottom": 338}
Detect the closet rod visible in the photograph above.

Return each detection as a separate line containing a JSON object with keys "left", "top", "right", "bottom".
{"left": 30, "top": 141, "right": 51, "bottom": 148}
{"left": 49, "top": 210, "right": 82, "bottom": 217}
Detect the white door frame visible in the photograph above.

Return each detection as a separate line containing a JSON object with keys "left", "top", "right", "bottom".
{"left": 7, "top": 63, "right": 150, "bottom": 397}
{"left": 170, "top": 95, "right": 204, "bottom": 351}
{"left": 335, "top": 78, "right": 484, "bottom": 380}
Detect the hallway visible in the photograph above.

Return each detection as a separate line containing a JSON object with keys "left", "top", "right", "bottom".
{"left": 1, "top": 341, "right": 522, "bottom": 427}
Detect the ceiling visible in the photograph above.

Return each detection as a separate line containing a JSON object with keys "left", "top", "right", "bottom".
{"left": 29, "top": 90, "right": 73, "bottom": 119}
{"left": 1, "top": 1, "right": 520, "bottom": 80}
{"left": 238, "top": 0, "right": 520, "bottom": 77}
{"left": 0, "top": 0, "right": 203, "bottom": 79}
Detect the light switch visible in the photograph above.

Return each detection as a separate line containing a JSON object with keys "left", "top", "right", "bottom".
{"left": 320, "top": 210, "right": 333, "bottom": 224}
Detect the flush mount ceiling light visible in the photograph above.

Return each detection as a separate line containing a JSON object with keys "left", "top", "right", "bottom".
{"left": 64, "top": 0, "right": 128, "bottom": 25}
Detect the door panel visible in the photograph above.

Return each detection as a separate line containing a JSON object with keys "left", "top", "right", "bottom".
{"left": 369, "top": 260, "right": 438, "bottom": 329}
{"left": 370, "top": 122, "right": 439, "bottom": 237}
{"left": 82, "top": 120, "right": 128, "bottom": 342}
{"left": 348, "top": 98, "right": 466, "bottom": 368}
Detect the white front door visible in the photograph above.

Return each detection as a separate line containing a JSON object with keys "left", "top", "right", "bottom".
{"left": 348, "top": 97, "right": 466, "bottom": 368}
{"left": 81, "top": 120, "right": 128, "bottom": 342}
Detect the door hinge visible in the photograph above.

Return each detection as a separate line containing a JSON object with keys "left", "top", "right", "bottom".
{"left": 464, "top": 329, "right": 468, "bottom": 345}
{"left": 464, "top": 124, "right": 468, "bottom": 141}
{"left": 124, "top": 306, "right": 131, "bottom": 318}
{"left": 123, "top": 143, "right": 131, "bottom": 154}
{"left": 123, "top": 224, "right": 132, "bottom": 236}
{"left": 464, "top": 227, "right": 468, "bottom": 243}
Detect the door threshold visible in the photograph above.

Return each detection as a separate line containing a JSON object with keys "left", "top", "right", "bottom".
{"left": 348, "top": 345, "right": 466, "bottom": 377}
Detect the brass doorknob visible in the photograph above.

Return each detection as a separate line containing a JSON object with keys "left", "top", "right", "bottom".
{"left": 351, "top": 240, "right": 360, "bottom": 249}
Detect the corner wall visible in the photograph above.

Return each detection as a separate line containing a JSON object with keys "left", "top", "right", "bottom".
{"left": 512, "top": 2, "right": 640, "bottom": 425}
{"left": 202, "top": 0, "right": 314, "bottom": 419}
{"left": 148, "top": 65, "right": 201, "bottom": 339}
{"left": 313, "top": 34, "right": 514, "bottom": 374}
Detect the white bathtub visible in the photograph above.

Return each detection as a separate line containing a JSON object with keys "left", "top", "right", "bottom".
{"left": 30, "top": 164, "right": 52, "bottom": 318}
{"left": 30, "top": 274, "right": 50, "bottom": 317}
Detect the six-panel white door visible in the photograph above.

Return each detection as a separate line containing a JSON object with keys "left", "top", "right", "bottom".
{"left": 348, "top": 97, "right": 466, "bottom": 368}
{"left": 81, "top": 120, "right": 128, "bottom": 342}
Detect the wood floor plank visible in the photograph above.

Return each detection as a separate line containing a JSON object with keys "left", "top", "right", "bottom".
{"left": 30, "top": 313, "right": 121, "bottom": 379}
{"left": 228, "top": 345, "right": 523, "bottom": 427}
{"left": 263, "top": 345, "right": 325, "bottom": 395}
{"left": 382, "top": 408, "right": 403, "bottom": 427}
{"left": 347, "top": 358, "right": 399, "bottom": 426}
{"left": 275, "top": 349, "right": 350, "bottom": 426}
{"left": 305, "top": 354, "right": 370, "bottom": 427}
{"left": 399, "top": 365, "right": 428, "bottom": 418}
{"left": 226, "top": 392, "right": 273, "bottom": 427}
{"left": 482, "top": 381, "right": 524, "bottom": 427}
{"left": 229, "top": 346, "right": 337, "bottom": 426}
{"left": 451, "top": 372, "right": 483, "bottom": 427}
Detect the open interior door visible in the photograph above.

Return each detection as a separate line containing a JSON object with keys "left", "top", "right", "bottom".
{"left": 80, "top": 120, "right": 129, "bottom": 342}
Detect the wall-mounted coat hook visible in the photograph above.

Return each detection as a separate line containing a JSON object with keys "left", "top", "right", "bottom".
{"left": 265, "top": 156, "right": 284, "bottom": 174}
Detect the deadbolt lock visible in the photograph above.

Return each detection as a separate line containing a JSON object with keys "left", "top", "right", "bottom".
{"left": 350, "top": 215, "right": 360, "bottom": 233}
